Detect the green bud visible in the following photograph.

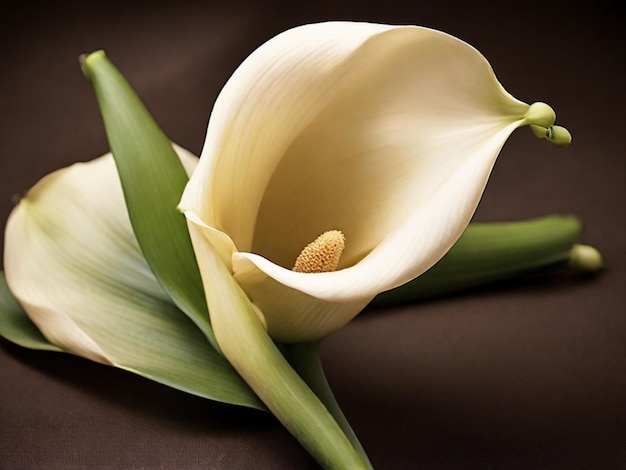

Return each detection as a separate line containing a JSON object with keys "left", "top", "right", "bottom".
{"left": 530, "top": 124, "right": 548, "bottom": 138}
{"left": 546, "top": 125, "right": 572, "bottom": 147}
{"left": 568, "top": 244, "right": 603, "bottom": 273}
{"left": 529, "top": 124, "right": 572, "bottom": 148}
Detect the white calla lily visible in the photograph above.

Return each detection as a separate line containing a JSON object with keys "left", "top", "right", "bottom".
{"left": 179, "top": 21, "right": 566, "bottom": 343}
{"left": 3, "top": 147, "right": 260, "bottom": 407}
{"left": 0, "top": 26, "right": 575, "bottom": 469}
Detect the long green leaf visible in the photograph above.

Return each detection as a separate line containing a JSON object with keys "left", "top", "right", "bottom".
{"left": 372, "top": 215, "right": 582, "bottom": 306}
{"left": 80, "top": 51, "right": 216, "bottom": 349}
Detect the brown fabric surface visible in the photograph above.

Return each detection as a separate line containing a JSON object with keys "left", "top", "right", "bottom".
{"left": 1, "top": 1, "right": 624, "bottom": 469}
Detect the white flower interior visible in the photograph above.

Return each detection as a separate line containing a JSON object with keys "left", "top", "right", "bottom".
{"left": 249, "top": 27, "right": 527, "bottom": 271}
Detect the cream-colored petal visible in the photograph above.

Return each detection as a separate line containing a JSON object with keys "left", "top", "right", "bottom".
{"left": 232, "top": 256, "right": 369, "bottom": 342}
{"left": 250, "top": 26, "right": 528, "bottom": 270}
{"left": 235, "top": 119, "right": 522, "bottom": 291}
{"left": 179, "top": 21, "right": 395, "bottom": 251}
{"left": 4, "top": 147, "right": 198, "bottom": 362}
{"left": 180, "top": 22, "right": 528, "bottom": 257}
{"left": 182, "top": 210, "right": 238, "bottom": 268}
{"left": 4, "top": 149, "right": 263, "bottom": 406}
{"left": 231, "top": 121, "right": 521, "bottom": 343}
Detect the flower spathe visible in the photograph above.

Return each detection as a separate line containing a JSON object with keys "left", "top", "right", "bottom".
{"left": 3, "top": 149, "right": 201, "bottom": 364}
{"left": 2, "top": 147, "right": 265, "bottom": 406}
{"left": 179, "top": 21, "right": 566, "bottom": 343}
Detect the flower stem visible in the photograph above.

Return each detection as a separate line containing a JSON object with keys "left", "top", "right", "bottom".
{"left": 286, "top": 341, "right": 374, "bottom": 470}
{"left": 187, "top": 227, "right": 372, "bottom": 469}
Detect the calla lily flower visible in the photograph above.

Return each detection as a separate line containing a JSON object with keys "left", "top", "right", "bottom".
{"left": 179, "top": 21, "right": 567, "bottom": 343}
{"left": 2, "top": 147, "right": 261, "bottom": 408}
{"left": 1, "top": 23, "right": 575, "bottom": 468}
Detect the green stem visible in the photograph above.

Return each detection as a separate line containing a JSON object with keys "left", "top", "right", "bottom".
{"left": 189, "top": 228, "right": 370, "bottom": 469}
{"left": 286, "top": 341, "right": 374, "bottom": 470}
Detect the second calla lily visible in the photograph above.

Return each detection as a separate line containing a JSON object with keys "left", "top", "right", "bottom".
{"left": 179, "top": 21, "right": 568, "bottom": 343}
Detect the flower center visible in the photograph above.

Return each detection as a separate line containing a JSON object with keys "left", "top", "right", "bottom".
{"left": 292, "top": 230, "right": 346, "bottom": 273}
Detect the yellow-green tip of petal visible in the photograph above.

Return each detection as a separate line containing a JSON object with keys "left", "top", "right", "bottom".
{"left": 529, "top": 124, "right": 572, "bottom": 148}
{"left": 530, "top": 124, "right": 548, "bottom": 139}
{"left": 525, "top": 103, "right": 571, "bottom": 147}
{"left": 547, "top": 125, "right": 572, "bottom": 147}
{"left": 568, "top": 244, "right": 604, "bottom": 273}
{"left": 525, "top": 102, "right": 556, "bottom": 128}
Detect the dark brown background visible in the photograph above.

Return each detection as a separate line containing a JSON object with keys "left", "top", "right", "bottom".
{"left": 1, "top": 1, "right": 624, "bottom": 469}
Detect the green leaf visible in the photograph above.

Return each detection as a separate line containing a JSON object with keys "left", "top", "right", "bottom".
{"left": 372, "top": 215, "right": 582, "bottom": 306}
{"left": 80, "top": 51, "right": 216, "bottom": 349}
{"left": 0, "top": 272, "right": 62, "bottom": 352}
